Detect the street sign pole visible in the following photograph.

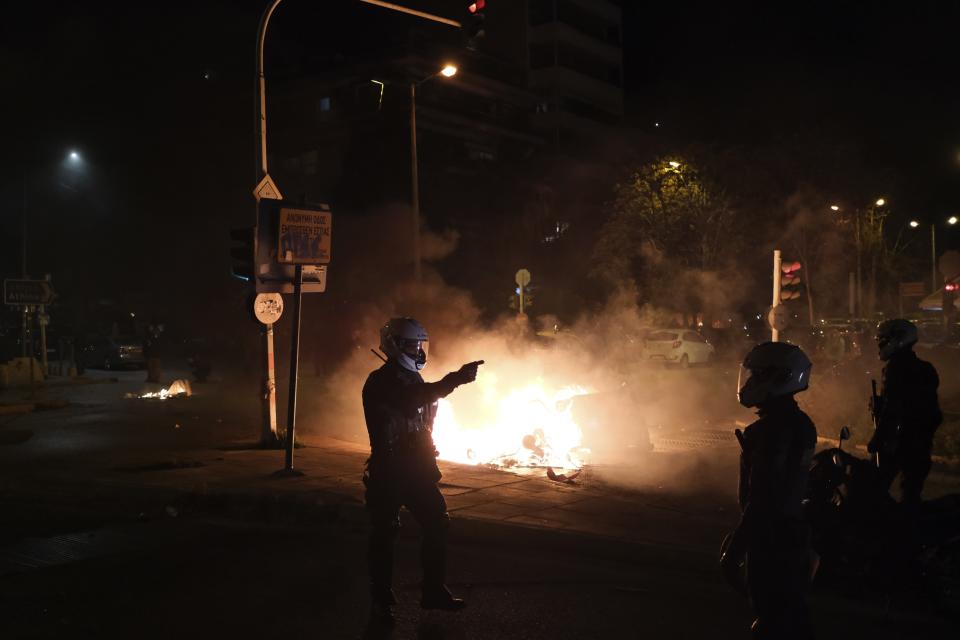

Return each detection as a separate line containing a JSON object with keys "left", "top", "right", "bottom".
{"left": 772, "top": 250, "right": 782, "bottom": 342}
{"left": 263, "top": 324, "right": 278, "bottom": 441}
{"left": 280, "top": 264, "right": 304, "bottom": 475}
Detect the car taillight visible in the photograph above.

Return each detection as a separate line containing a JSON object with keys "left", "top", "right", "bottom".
{"left": 672, "top": 340, "right": 682, "bottom": 349}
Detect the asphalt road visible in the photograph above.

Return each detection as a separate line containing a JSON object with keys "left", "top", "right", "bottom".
{"left": 1, "top": 367, "right": 958, "bottom": 639}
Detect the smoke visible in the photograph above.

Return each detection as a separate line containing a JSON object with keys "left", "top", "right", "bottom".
{"left": 297, "top": 248, "right": 757, "bottom": 499}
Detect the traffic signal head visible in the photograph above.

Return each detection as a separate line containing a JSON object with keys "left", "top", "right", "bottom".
{"left": 780, "top": 261, "right": 802, "bottom": 301}
{"left": 230, "top": 227, "right": 256, "bottom": 282}
{"left": 464, "top": 0, "right": 486, "bottom": 44}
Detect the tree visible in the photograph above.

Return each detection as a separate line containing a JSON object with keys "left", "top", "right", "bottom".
{"left": 591, "top": 156, "right": 737, "bottom": 314}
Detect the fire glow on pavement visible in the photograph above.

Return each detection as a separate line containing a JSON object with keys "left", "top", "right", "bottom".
{"left": 431, "top": 376, "right": 590, "bottom": 469}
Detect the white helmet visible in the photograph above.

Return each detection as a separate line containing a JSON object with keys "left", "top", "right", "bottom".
{"left": 876, "top": 319, "right": 917, "bottom": 361}
{"left": 738, "top": 342, "right": 812, "bottom": 408}
{"left": 379, "top": 317, "right": 429, "bottom": 372}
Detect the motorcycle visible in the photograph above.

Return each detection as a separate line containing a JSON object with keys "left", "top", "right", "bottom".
{"left": 806, "top": 427, "right": 960, "bottom": 615}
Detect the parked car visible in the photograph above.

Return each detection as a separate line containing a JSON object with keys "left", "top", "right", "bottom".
{"left": 80, "top": 335, "right": 146, "bottom": 370}
{"left": 642, "top": 329, "right": 715, "bottom": 367}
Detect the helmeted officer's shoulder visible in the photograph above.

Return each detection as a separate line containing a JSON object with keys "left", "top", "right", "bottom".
{"left": 796, "top": 408, "right": 817, "bottom": 447}
{"left": 913, "top": 354, "right": 939, "bottom": 384}
{"left": 363, "top": 363, "right": 394, "bottom": 394}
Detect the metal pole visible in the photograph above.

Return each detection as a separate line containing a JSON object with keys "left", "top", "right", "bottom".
{"left": 519, "top": 286, "right": 524, "bottom": 316}
{"left": 21, "top": 182, "right": 28, "bottom": 357}
{"left": 39, "top": 304, "right": 48, "bottom": 378}
{"left": 262, "top": 323, "right": 278, "bottom": 443}
{"left": 931, "top": 224, "right": 937, "bottom": 292}
{"left": 257, "top": 0, "right": 283, "bottom": 178}
{"left": 22, "top": 182, "right": 27, "bottom": 278}
{"left": 772, "top": 249, "right": 782, "bottom": 342}
{"left": 855, "top": 213, "right": 862, "bottom": 317}
{"left": 410, "top": 83, "right": 422, "bottom": 282}
{"left": 848, "top": 272, "right": 855, "bottom": 317}
{"left": 255, "top": 0, "right": 283, "bottom": 447}
{"left": 283, "top": 264, "right": 304, "bottom": 473}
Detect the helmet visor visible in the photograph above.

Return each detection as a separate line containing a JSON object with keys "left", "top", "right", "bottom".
{"left": 399, "top": 338, "right": 429, "bottom": 368}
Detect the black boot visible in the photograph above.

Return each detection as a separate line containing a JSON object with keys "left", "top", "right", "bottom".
{"left": 421, "top": 584, "right": 466, "bottom": 611}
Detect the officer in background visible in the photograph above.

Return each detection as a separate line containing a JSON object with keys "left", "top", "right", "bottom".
{"left": 870, "top": 319, "right": 943, "bottom": 511}
{"left": 722, "top": 342, "right": 817, "bottom": 639}
{"left": 363, "top": 317, "right": 482, "bottom": 623}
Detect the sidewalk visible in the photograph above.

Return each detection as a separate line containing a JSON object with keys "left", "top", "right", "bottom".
{"left": 19, "top": 436, "right": 734, "bottom": 557}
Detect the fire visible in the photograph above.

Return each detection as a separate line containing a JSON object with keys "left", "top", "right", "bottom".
{"left": 432, "top": 378, "right": 589, "bottom": 469}
{"left": 127, "top": 379, "right": 193, "bottom": 400}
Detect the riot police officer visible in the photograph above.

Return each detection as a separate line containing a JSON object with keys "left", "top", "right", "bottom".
{"left": 362, "top": 317, "right": 482, "bottom": 623}
{"left": 722, "top": 342, "right": 817, "bottom": 639}
{"left": 869, "top": 319, "right": 942, "bottom": 510}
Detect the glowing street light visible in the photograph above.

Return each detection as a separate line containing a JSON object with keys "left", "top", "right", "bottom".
{"left": 875, "top": 198, "right": 886, "bottom": 207}
{"left": 909, "top": 220, "right": 920, "bottom": 228}
{"left": 949, "top": 216, "right": 958, "bottom": 225}
{"left": 830, "top": 205, "right": 840, "bottom": 211}
{"left": 68, "top": 150, "right": 80, "bottom": 162}
{"left": 440, "top": 64, "right": 458, "bottom": 78}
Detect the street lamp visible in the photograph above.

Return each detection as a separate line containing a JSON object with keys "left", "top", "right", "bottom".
{"left": 909, "top": 216, "right": 958, "bottom": 291}
{"left": 832, "top": 197, "right": 887, "bottom": 317}
{"left": 409, "top": 62, "right": 459, "bottom": 281}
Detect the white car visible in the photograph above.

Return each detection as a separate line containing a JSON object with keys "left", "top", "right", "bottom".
{"left": 643, "top": 329, "right": 715, "bottom": 367}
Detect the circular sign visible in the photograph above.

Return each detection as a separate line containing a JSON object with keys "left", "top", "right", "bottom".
{"left": 515, "top": 268, "right": 531, "bottom": 287}
{"left": 938, "top": 250, "right": 960, "bottom": 280}
{"left": 253, "top": 293, "right": 284, "bottom": 325}
{"left": 767, "top": 305, "right": 789, "bottom": 332}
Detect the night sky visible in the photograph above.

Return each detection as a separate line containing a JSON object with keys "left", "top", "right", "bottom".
{"left": 2, "top": 0, "right": 958, "bottom": 327}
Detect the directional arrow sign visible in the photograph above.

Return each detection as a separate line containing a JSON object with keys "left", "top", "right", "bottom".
{"left": 4, "top": 279, "right": 55, "bottom": 306}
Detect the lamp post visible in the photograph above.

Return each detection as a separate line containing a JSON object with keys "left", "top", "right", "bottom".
{"left": 21, "top": 150, "right": 83, "bottom": 361}
{"left": 909, "top": 216, "right": 958, "bottom": 292}
{"left": 830, "top": 197, "right": 885, "bottom": 317}
{"left": 409, "top": 63, "right": 457, "bottom": 282}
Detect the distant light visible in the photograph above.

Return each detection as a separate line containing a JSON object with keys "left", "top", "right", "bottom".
{"left": 668, "top": 161, "right": 680, "bottom": 168}
{"left": 875, "top": 198, "right": 886, "bottom": 206}
{"left": 654, "top": 122, "right": 660, "bottom": 128}
{"left": 949, "top": 216, "right": 958, "bottom": 225}
{"left": 440, "top": 64, "right": 458, "bottom": 77}
{"left": 909, "top": 220, "right": 920, "bottom": 228}
{"left": 68, "top": 150, "right": 80, "bottom": 162}
{"left": 830, "top": 205, "right": 840, "bottom": 211}
{"left": 130, "top": 312, "right": 136, "bottom": 318}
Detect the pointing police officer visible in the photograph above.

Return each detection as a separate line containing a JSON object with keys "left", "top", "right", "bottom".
{"left": 362, "top": 317, "right": 482, "bottom": 623}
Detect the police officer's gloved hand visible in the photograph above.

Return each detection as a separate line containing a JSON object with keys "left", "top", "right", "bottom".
{"left": 448, "top": 361, "right": 482, "bottom": 387}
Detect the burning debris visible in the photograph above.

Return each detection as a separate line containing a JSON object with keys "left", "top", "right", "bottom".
{"left": 432, "top": 381, "right": 591, "bottom": 469}
{"left": 126, "top": 379, "right": 193, "bottom": 400}
{"left": 546, "top": 467, "right": 582, "bottom": 484}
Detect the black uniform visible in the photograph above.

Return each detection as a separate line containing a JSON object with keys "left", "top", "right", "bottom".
{"left": 872, "top": 349, "right": 942, "bottom": 509}
{"left": 362, "top": 360, "right": 468, "bottom": 603}
{"left": 738, "top": 396, "right": 817, "bottom": 639}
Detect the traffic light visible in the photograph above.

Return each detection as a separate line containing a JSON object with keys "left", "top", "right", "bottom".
{"left": 945, "top": 282, "right": 958, "bottom": 314}
{"left": 464, "top": 0, "right": 486, "bottom": 44}
{"left": 230, "top": 226, "right": 256, "bottom": 282}
{"left": 780, "top": 261, "right": 802, "bottom": 301}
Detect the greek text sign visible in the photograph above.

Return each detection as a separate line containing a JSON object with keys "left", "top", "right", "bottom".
{"left": 277, "top": 206, "right": 332, "bottom": 264}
